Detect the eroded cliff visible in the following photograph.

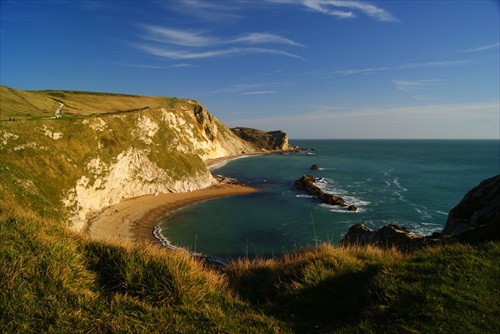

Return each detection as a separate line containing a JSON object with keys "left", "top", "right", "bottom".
{"left": 0, "top": 87, "right": 286, "bottom": 231}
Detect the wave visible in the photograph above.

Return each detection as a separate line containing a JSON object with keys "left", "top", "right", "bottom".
{"left": 153, "top": 224, "right": 229, "bottom": 266}
{"left": 295, "top": 194, "right": 316, "bottom": 199}
{"left": 392, "top": 177, "right": 408, "bottom": 192}
{"left": 208, "top": 155, "right": 252, "bottom": 171}
{"left": 319, "top": 203, "right": 365, "bottom": 213}
{"left": 153, "top": 224, "right": 184, "bottom": 251}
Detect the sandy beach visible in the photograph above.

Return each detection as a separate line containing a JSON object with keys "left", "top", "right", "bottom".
{"left": 86, "top": 183, "right": 257, "bottom": 245}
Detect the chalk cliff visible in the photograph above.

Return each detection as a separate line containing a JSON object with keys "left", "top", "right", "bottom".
{"left": 0, "top": 87, "right": 290, "bottom": 231}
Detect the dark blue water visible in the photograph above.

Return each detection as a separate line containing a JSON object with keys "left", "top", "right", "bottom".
{"left": 157, "top": 140, "right": 499, "bottom": 259}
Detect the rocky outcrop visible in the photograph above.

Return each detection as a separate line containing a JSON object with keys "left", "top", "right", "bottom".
{"left": 294, "top": 175, "right": 347, "bottom": 206}
{"left": 340, "top": 224, "right": 444, "bottom": 252}
{"left": 441, "top": 175, "right": 500, "bottom": 243}
{"left": 231, "top": 127, "right": 291, "bottom": 151}
{"left": 341, "top": 175, "right": 500, "bottom": 251}
{"left": 310, "top": 164, "right": 319, "bottom": 170}
{"left": 62, "top": 147, "right": 215, "bottom": 232}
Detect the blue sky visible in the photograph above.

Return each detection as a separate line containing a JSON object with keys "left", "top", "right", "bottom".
{"left": 1, "top": 0, "right": 499, "bottom": 139}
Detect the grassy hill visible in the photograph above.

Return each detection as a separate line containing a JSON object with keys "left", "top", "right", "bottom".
{"left": 1, "top": 86, "right": 264, "bottom": 229}
{"left": 1, "top": 86, "right": 499, "bottom": 333}
{"left": 0, "top": 86, "right": 180, "bottom": 119}
{"left": 2, "top": 205, "right": 498, "bottom": 333}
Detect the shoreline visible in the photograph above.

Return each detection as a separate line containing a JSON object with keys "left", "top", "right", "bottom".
{"left": 85, "top": 182, "right": 257, "bottom": 246}
{"left": 85, "top": 150, "right": 291, "bottom": 247}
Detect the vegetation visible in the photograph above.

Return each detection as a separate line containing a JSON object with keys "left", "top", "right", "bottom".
{"left": 1, "top": 203, "right": 499, "bottom": 333}
{"left": 1, "top": 86, "right": 499, "bottom": 332}
{"left": 0, "top": 88, "right": 214, "bottom": 220}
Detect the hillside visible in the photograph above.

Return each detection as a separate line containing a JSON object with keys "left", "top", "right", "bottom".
{"left": 1, "top": 86, "right": 498, "bottom": 333}
{"left": 231, "top": 127, "right": 291, "bottom": 151}
{"left": 0, "top": 86, "right": 290, "bottom": 231}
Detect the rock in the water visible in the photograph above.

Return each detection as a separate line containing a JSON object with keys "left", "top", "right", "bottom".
{"left": 294, "top": 175, "right": 347, "bottom": 206}
{"left": 341, "top": 175, "right": 500, "bottom": 251}
{"left": 347, "top": 205, "right": 358, "bottom": 212}
{"left": 310, "top": 164, "right": 319, "bottom": 170}
{"left": 340, "top": 224, "right": 442, "bottom": 252}
{"left": 441, "top": 175, "right": 500, "bottom": 243}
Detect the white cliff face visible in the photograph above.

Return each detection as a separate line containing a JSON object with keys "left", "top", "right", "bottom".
{"left": 159, "top": 104, "right": 255, "bottom": 160}
{"left": 64, "top": 147, "right": 215, "bottom": 232}
{"left": 62, "top": 102, "right": 256, "bottom": 232}
{"left": 134, "top": 115, "right": 159, "bottom": 145}
{"left": 1, "top": 89, "right": 278, "bottom": 234}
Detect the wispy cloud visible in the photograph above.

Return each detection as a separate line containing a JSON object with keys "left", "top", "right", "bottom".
{"left": 112, "top": 62, "right": 194, "bottom": 69}
{"left": 230, "top": 33, "right": 305, "bottom": 47}
{"left": 242, "top": 91, "right": 278, "bottom": 95}
{"left": 334, "top": 66, "right": 388, "bottom": 75}
{"left": 213, "top": 81, "right": 294, "bottom": 95}
{"left": 463, "top": 42, "right": 500, "bottom": 53}
{"left": 167, "top": 0, "right": 398, "bottom": 23}
{"left": 285, "top": 0, "right": 399, "bottom": 22}
{"left": 400, "top": 60, "right": 472, "bottom": 69}
{"left": 141, "top": 26, "right": 215, "bottom": 47}
{"left": 303, "top": 0, "right": 399, "bottom": 22}
{"left": 164, "top": 0, "right": 242, "bottom": 22}
{"left": 136, "top": 26, "right": 304, "bottom": 60}
{"left": 136, "top": 44, "right": 304, "bottom": 60}
{"left": 173, "top": 63, "right": 194, "bottom": 68}
{"left": 335, "top": 60, "right": 471, "bottom": 75}
{"left": 392, "top": 79, "right": 443, "bottom": 92}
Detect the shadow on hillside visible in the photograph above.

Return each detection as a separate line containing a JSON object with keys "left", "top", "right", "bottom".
{"left": 84, "top": 242, "right": 129, "bottom": 295}
{"left": 229, "top": 263, "right": 382, "bottom": 333}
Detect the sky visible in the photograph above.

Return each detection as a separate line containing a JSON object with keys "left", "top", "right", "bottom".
{"left": 1, "top": 0, "right": 499, "bottom": 139}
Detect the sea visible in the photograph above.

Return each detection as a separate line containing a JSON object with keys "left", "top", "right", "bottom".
{"left": 156, "top": 140, "right": 499, "bottom": 260}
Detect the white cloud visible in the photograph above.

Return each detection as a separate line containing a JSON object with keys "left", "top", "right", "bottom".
{"left": 302, "top": 0, "right": 399, "bottom": 22}
{"left": 335, "top": 60, "right": 471, "bottom": 75}
{"left": 230, "top": 33, "right": 305, "bottom": 47}
{"left": 392, "top": 79, "right": 443, "bottom": 92}
{"left": 242, "top": 91, "right": 278, "bottom": 95}
{"left": 165, "top": 0, "right": 242, "bottom": 22}
{"left": 165, "top": 0, "right": 398, "bottom": 23}
{"left": 400, "top": 60, "right": 471, "bottom": 69}
{"left": 141, "top": 26, "right": 215, "bottom": 47}
{"left": 213, "top": 81, "right": 294, "bottom": 94}
{"left": 173, "top": 63, "right": 194, "bottom": 68}
{"left": 136, "top": 44, "right": 304, "bottom": 60}
{"left": 463, "top": 42, "right": 500, "bottom": 53}
{"left": 136, "top": 26, "right": 304, "bottom": 60}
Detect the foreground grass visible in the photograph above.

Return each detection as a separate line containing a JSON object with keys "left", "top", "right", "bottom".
{"left": 1, "top": 208, "right": 499, "bottom": 333}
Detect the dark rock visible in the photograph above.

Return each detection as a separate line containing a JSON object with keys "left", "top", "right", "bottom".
{"left": 310, "top": 164, "right": 319, "bottom": 170}
{"left": 340, "top": 224, "right": 444, "bottom": 252}
{"left": 347, "top": 205, "right": 358, "bottom": 212}
{"left": 441, "top": 175, "right": 500, "bottom": 243}
{"left": 319, "top": 193, "right": 347, "bottom": 206}
{"left": 294, "top": 175, "right": 347, "bottom": 206}
{"left": 341, "top": 175, "right": 500, "bottom": 252}
{"left": 230, "top": 127, "right": 291, "bottom": 151}
{"left": 215, "top": 175, "right": 243, "bottom": 185}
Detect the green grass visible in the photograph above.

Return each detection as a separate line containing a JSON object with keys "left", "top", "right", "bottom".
{"left": 2, "top": 86, "right": 498, "bottom": 332}
{"left": 1, "top": 205, "right": 498, "bottom": 333}
{"left": 0, "top": 207, "right": 288, "bottom": 333}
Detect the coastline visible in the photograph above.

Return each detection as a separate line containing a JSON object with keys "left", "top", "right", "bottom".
{"left": 85, "top": 150, "right": 283, "bottom": 246}
{"left": 85, "top": 182, "right": 257, "bottom": 246}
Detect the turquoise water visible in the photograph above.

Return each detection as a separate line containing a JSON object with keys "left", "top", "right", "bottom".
{"left": 157, "top": 140, "right": 499, "bottom": 259}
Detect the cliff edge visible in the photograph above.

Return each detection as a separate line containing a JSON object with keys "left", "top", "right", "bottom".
{"left": 341, "top": 175, "right": 500, "bottom": 251}
{"left": 0, "top": 86, "right": 290, "bottom": 232}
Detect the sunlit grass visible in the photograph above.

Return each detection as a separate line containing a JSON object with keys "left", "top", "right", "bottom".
{"left": 1, "top": 203, "right": 498, "bottom": 333}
